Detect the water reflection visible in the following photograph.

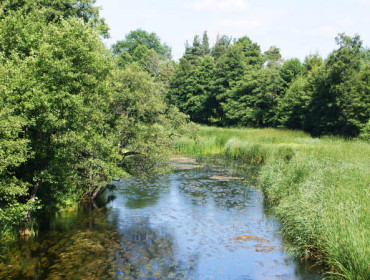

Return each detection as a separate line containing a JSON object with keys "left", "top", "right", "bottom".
{"left": 0, "top": 158, "right": 321, "bottom": 279}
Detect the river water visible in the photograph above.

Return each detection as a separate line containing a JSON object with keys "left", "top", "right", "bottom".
{"left": 0, "top": 157, "right": 321, "bottom": 279}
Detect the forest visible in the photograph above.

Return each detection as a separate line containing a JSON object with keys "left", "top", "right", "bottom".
{"left": 168, "top": 31, "right": 369, "bottom": 138}
{"left": 0, "top": 0, "right": 369, "bottom": 279}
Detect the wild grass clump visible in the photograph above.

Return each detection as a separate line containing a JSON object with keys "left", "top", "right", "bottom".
{"left": 224, "top": 138, "right": 270, "bottom": 164}
{"left": 175, "top": 126, "right": 370, "bottom": 280}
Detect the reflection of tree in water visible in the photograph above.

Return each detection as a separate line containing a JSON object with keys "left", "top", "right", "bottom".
{"left": 0, "top": 207, "right": 121, "bottom": 280}
{"left": 0, "top": 204, "right": 199, "bottom": 280}
{"left": 117, "top": 177, "right": 169, "bottom": 209}
{"left": 114, "top": 217, "right": 198, "bottom": 280}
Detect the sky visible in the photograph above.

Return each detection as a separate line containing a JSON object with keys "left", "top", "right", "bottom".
{"left": 95, "top": 0, "right": 370, "bottom": 61}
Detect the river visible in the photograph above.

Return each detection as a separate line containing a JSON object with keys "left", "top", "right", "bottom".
{"left": 0, "top": 157, "right": 321, "bottom": 279}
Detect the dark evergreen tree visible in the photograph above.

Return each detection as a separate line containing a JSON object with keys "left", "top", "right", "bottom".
{"left": 202, "top": 31, "right": 211, "bottom": 55}
{"left": 211, "top": 34, "right": 232, "bottom": 61}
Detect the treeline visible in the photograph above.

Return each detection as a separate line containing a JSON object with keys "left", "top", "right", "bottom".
{"left": 0, "top": 0, "right": 190, "bottom": 239}
{"left": 168, "top": 32, "right": 370, "bottom": 138}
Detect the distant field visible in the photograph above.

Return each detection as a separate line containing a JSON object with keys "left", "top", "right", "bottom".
{"left": 175, "top": 126, "right": 370, "bottom": 280}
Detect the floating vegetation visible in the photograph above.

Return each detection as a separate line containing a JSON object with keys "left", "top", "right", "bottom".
{"left": 169, "top": 156, "right": 196, "bottom": 163}
{"left": 209, "top": 176, "right": 244, "bottom": 181}
{"left": 254, "top": 244, "right": 277, "bottom": 252}
{"left": 231, "top": 235, "right": 269, "bottom": 243}
{"left": 176, "top": 164, "right": 204, "bottom": 170}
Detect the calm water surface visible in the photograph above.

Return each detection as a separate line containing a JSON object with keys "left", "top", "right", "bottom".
{"left": 0, "top": 158, "right": 321, "bottom": 279}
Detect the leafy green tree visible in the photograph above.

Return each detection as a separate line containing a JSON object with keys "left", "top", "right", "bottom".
{"left": 169, "top": 56, "right": 216, "bottom": 123}
{"left": 280, "top": 58, "right": 305, "bottom": 86}
{"left": 112, "top": 29, "right": 171, "bottom": 60}
{"left": 264, "top": 46, "right": 282, "bottom": 68}
{"left": 110, "top": 65, "right": 192, "bottom": 174}
{"left": 360, "top": 48, "right": 370, "bottom": 66}
{"left": 112, "top": 29, "right": 173, "bottom": 80}
{"left": 213, "top": 36, "right": 264, "bottom": 123}
{"left": 305, "top": 33, "right": 369, "bottom": 137}
{"left": 223, "top": 68, "right": 285, "bottom": 127}
{"left": 0, "top": 0, "right": 109, "bottom": 37}
{"left": 0, "top": 4, "right": 190, "bottom": 239}
{"left": 278, "top": 76, "right": 312, "bottom": 129}
{"left": 0, "top": 107, "right": 33, "bottom": 239}
{"left": 304, "top": 53, "right": 323, "bottom": 72}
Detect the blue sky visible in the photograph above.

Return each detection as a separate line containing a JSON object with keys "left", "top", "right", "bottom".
{"left": 95, "top": 0, "right": 370, "bottom": 61}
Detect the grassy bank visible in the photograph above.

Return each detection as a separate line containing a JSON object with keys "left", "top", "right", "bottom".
{"left": 175, "top": 126, "right": 370, "bottom": 280}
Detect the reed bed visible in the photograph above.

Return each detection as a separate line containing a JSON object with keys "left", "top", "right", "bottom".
{"left": 175, "top": 126, "right": 370, "bottom": 280}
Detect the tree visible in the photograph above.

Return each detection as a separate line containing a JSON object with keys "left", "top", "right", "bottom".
{"left": 0, "top": 4, "right": 190, "bottom": 239}
{"left": 280, "top": 58, "right": 305, "bottom": 86}
{"left": 183, "top": 35, "right": 205, "bottom": 63}
{"left": 305, "top": 33, "right": 369, "bottom": 137}
{"left": 110, "top": 64, "right": 192, "bottom": 174}
{"left": 213, "top": 36, "right": 264, "bottom": 123}
{"left": 212, "top": 34, "right": 232, "bottom": 61}
{"left": 304, "top": 53, "right": 323, "bottom": 72}
{"left": 201, "top": 31, "right": 211, "bottom": 55}
{"left": 168, "top": 56, "right": 216, "bottom": 123}
{"left": 264, "top": 46, "right": 282, "bottom": 68}
{"left": 278, "top": 76, "right": 313, "bottom": 129}
{"left": 0, "top": 0, "right": 109, "bottom": 37}
{"left": 112, "top": 29, "right": 171, "bottom": 60}
{"left": 223, "top": 68, "right": 285, "bottom": 127}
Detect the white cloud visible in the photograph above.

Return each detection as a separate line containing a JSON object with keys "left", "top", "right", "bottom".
{"left": 358, "top": 0, "right": 370, "bottom": 4}
{"left": 190, "top": 0, "right": 249, "bottom": 13}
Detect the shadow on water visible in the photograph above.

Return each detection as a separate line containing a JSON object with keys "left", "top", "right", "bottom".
{"left": 0, "top": 157, "right": 322, "bottom": 279}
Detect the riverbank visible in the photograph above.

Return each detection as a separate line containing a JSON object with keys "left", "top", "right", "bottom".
{"left": 175, "top": 126, "right": 370, "bottom": 280}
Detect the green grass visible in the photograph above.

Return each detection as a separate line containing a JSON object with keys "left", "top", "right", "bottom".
{"left": 175, "top": 126, "right": 370, "bottom": 280}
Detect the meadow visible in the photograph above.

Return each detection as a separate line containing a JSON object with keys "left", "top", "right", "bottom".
{"left": 175, "top": 126, "right": 370, "bottom": 280}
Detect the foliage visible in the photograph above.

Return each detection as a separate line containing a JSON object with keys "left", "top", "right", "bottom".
{"left": 179, "top": 34, "right": 265, "bottom": 124}
{"left": 0, "top": 0, "right": 109, "bottom": 37}
{"left": 280, "top": 58, "right": 305, "bottom": 85}
{"left": 305, "top": 34, "right": 369, "bottom": 137}
{"left": 0, "top": 3, "right": 191, "bottom": 239}
{"left": 168, "top": 56, "right": 216, "bottom": 123}
{"left": 263, "top": 46, "right": 282, "bottom": 68}
{"left": 169, "top": 31, "right": 369, "bottom": 138}
{"left": 112, "top": 29, "right": 171, "bottom": 72}
{"left": 223, "top": 68, "right": 285, "bottom": 127}
{"left": 211, "top": 34, "right": 232, "bottom": 61}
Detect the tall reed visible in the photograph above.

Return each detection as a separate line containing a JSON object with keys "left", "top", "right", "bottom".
{"left": 175, "top": 126, "right": 370, "bottom": 280}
